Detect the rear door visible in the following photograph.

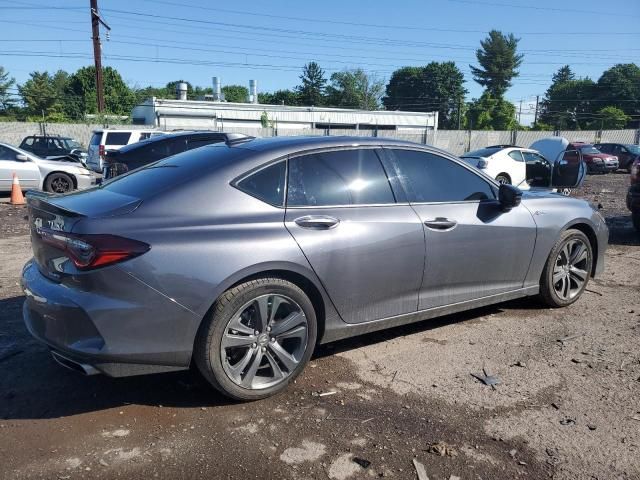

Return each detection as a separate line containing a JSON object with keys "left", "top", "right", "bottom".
{"left": 385, "top": 148, "right": 537, "bottom": 310}
{"left": 505, "top": 150, "right": 527, "bottom": 186}
{"left": 284, "top": 148, "right": 425, "bottom": 324}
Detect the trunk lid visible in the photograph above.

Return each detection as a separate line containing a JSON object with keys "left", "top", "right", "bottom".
{"left": 27, "top": 190, "right": 141, "bottom": 278}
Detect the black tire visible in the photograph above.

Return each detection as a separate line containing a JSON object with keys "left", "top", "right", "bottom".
{"left": 539, "top": 229, "right": 593, "bottom": 308}
{"left": 632, "top": 212, "right": 640, "bottom": 232}
{"left": 44, "top": 172, "right": 74, "bottom": 193}
{"left": 496, "top": 173, "right": 511, "bottom": 185}
{"left": 194, "top": 277, "right": 317, "bottom": 401}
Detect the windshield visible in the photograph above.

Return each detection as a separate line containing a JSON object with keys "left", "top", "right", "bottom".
{"left": 62, "top": 139, "right": 82, "bottom": 150}
{"left": 463, "top": 147, "right": 501, "bottom": 158}
{"left": 578, "top": 145, "right": 601, "bottom": 154}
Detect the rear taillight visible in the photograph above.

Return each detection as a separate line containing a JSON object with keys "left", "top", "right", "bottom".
{"left": 98, "top": 144, "right": 105, "bottom": 159}
{"left": 37, "top": 228, "right": 149, "bottom": 270}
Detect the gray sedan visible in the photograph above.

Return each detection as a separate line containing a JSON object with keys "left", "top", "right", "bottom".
{"left": 21, "top": 136, "right": 607, "bottom": 400}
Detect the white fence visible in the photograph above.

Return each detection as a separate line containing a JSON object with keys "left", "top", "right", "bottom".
{"left": 1, "top": 121, "right": 638, "bottom": 157}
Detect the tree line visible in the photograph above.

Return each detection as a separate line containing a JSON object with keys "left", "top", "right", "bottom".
{"left": 0, "top": 29, "right": 638, "bottom": 130}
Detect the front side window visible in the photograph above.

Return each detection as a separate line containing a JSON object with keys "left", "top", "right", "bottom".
{"left": 390, "top": 149, "right": 495, "bottom": 203}
{"left": 21, "top": 137, "right": 34, "bottom": 147}
{"left": 287, "top": 149, "right": 395, "bottom": 207}
{"left": 237, "top": 161, "right": 286, "bottom": 207}
{"left": 105, "top": 132, "right": 132, "bottom": 146}
{"left": 0, "top": 145, "right": 17, "bottom": 161}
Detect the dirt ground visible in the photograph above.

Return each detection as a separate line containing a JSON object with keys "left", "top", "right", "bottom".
{"left": 0, "top": 173, "right": 638, "bottom": 480}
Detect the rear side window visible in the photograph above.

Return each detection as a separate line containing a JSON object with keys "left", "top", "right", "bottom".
{"left": 90, "top": 133, "right": 102, "bottom": 145}
{"left": 187, "top": 136, "right": 224, "bottom": 150}
{"left": 508, "top": 150, "right": 524, "bottom": 162}
{"left": 390, "top": 149, "right": 495, "bottom": 203}
{"left": 105, "top": 132, "right": 132, "bottom": 145}
{"left": 287, "top": 149, "right": 395, "bottom": 207}
{"left": 237, "top": 161, "right": 286, "bottom": 206}
{"left": 21, "top": 137, "right": 34, "bottom": 147}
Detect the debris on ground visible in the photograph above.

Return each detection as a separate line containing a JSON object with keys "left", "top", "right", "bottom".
{"left": 426, "top": 441, "right": 456, "bottom": 457}
{"left": 557, "top": 334, "right": 583, "bottom": 345}
{"left": 560, "top": 418, "right": 576, "bottom": 426}
{"left": 511, "top": 361, "right": 527, "bottom": 368}
{"left": 412, "top": 458, "right": 429, "bottom": 480}
{"left": 312, "top": 390, "right": 337, "bottom": 397}
{"left": 470, "top": 368, "right": 501, "bottom": 389}
{"left": 352, "top": 457, "right": 371, "bottom": 468}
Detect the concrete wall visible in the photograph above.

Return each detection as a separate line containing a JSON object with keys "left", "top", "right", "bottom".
{"left": 0, "top": 122, "right": 155, "bottom": 149}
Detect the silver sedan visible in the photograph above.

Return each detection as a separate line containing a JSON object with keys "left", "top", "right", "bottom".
{"left": 0, "top": 142, "right": 95, "bottom": 193}
{"left": 21, "top": 136, "right": 607, "bottom": 400}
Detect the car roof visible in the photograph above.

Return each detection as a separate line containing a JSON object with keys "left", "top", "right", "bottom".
{"left": 115, "top": 131, "right": 248, "bottom": 153}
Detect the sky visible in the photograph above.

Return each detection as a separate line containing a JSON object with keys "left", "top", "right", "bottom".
{"left": 0, "top": 0, "right": 639, "bottom": 125}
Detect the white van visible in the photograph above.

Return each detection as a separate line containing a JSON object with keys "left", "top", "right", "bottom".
{"left": 86, "top": 129, "right": 164, "bottom": 173}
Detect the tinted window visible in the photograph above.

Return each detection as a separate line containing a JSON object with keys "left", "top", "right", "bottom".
{"left": 464, "top": 147, "right": 501, "bottom": 158}
{"left": 21, "top": 137, "right": 34, "bottom": 147}
{"left": 0, "top": 145, "right": 17, "bottom": 161}
{"left": 508, "top": 150, "right": 524, "bottom": 162}
{"left": 105, "top": 132, "right": 132, "bottom": 145}
{"left": 90, "top": 133, "right": 102, "bottom": 145}
{"left": 103, "top": 145, "right": 248, "bottom": 199}
{"left": 237, "top": 161, "right": 286, "bottom": 206}
{"left": 287, "top": 149, "right": 395, "bottom": 207}
{"left": 187, "top": 136, "right": 224, "bottom": 150}
{"left": 391, "top": 149, "right": 495, "bottom": 203}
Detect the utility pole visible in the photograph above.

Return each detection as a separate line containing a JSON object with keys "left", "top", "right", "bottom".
{"left": 533, "top": 95, "right": 539, "bottom": 129}
{"left": 518, "top": 99, "right": 523, "bottom": 125}
{"left": 90, "top": 0, "right": 110, "bottom": 113}
{"left": 457, "top": 99, "right": 462, "bottom": 130}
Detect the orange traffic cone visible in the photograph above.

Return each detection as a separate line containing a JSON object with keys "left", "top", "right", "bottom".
{"left": 10, "top": 173, "right": 26, "bottom": 205}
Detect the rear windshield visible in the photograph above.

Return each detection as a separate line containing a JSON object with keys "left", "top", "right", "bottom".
{"left": 105, "top": 132, "right": 132, "bottom": 145}
{"left": 90, "top": 133, "right": 102, "bottom": 145}
{"left": 101, "top": 145, "right": 247, "bottom": 199}
{"left": 463, "top": 147, "right": 501, "bottom": 158}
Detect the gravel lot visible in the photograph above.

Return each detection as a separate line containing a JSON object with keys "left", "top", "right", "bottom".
{"left": 0, "top": 173, "right": 638, "bottom": 480}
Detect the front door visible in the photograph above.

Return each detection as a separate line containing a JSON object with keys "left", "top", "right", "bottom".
{"left": 0, "top": 146, "right": 40, "bottom": 191}
{"left": 284, "top": 148, "right": 425, "bottom": 324}
{"left": 385, "top": 148, "right": 537, "bottom": 310}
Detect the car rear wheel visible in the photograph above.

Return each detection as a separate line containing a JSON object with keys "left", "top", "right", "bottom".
{"left": 539, "top": 230, "right": 592, "bottom": 307}
{"left": 496, "top": 174, "right": 511, "bottom": 185}
{"left": 44, "top": 172, "right": 74, "bottom": 193}
{"left": 194, "top": 277, "right": 317, "bottom": 401}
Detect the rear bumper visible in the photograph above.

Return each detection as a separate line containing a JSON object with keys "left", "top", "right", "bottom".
{"left": 21, "top": 260, "right": 197, "bottom": 377}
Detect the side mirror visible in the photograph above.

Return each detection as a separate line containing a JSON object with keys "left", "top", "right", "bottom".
{"left": 551, "top": 149, "right": 586, "bottom": 188}
{"left": 15, "top": 153, "right": 29, "bottom": 162}
{"left": 498, "top": 183, "right": 522, "bottom": 212}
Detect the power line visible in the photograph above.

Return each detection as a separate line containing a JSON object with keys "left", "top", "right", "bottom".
{"left": 445, "top": 0, "right": 640, "bottom": 18}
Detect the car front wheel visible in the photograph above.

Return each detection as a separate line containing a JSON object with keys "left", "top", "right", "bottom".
{"left": 496, "top": 174, "right": 511, "bottom": 185}
{"left": 194, "top": 277, "right": 317, "bottom": 400}
{"left": 44, "top": 172, "right": 74, "bottom": 193}
{"left": 539, "top": 229, "right": 593, "bottom": 307}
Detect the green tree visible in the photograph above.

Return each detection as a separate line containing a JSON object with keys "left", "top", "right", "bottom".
{"left": 297, "top": 62, "right": 327, "bottom": 106}
{"left": 539, "top": 76, "right": 596, "bottom": 129}
{"left": 590, "top": 106, "right": 630, "bottom": 129}
{"left": 551, "top": 65, "right": 575, "bottom": 85}
{"left": 384, "top": 62, "right": 467, "bottom": 128}
{"left": 222, "top": 84, "right": 249, "bottom": 103}
{"left": 0, "top": 66, "right": 16, "bottom": 112}
{"left": 63, "top": 66, "right": 136, "bottom": 119}
{"left": 466, "top": 92, "right": 517, "bottom": 130}
{"left": 258, "top": 89, "right": 300, "bottom": 106}
{"left": 470, "top": 30, "right": 523, "bottom": 98}
{"left": 326, "top": 68, "right": 384, "bottom": 110}
{"left": 595, "top": 63, "right": 640, "bottom": 127}
{"left": 19, "top": 71, "right": 65, "bottom": 120}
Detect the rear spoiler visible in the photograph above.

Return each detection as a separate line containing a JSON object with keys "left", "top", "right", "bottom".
{"left": 26, "top": 191, "right": 86, "bottom": 218}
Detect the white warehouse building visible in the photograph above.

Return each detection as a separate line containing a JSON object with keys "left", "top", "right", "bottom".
{"left": 131, "top": 98, "right": 438, "bottom": 134}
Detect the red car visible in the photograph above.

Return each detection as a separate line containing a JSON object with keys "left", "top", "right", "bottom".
{"left": 569, "top": 142, "right": 618, "bottom": 174}
{"left": 627, "top": 157, "right": 640, "bottom": 232}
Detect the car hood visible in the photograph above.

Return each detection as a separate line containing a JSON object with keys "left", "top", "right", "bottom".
{"left": 35, "top": 158, "right": 85, "bottom": 169}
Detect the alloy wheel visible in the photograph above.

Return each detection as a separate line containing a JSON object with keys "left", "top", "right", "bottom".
{"left": 51, "top": 176, "right": 71, "bottom": 193}
{"left": 220, "top": 294, "right": 308, "bottom": 390}
{"left": 552, "top": 238, "right": 589, "bottom": 300}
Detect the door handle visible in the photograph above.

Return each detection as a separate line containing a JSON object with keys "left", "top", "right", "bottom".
{"left": 294, "top": 215, "right": 340, "bottom": 230}
{"left": 424, "top": 218, "right": 457, "bottom": 231}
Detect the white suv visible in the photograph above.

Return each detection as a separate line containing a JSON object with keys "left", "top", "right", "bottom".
{"left": 87, "top": 129, "right": 163, "bottom": 173}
